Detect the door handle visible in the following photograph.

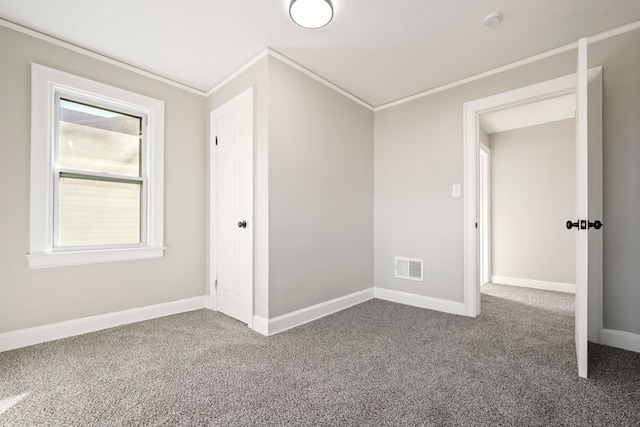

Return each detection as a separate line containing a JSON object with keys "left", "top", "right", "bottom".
{"left": 566, "top": 219, "right": 603, "bottom": 230}
{"left": 566, "top": 220, "right": 579, "bottom": 230}
{"left": 588, "top": 220, "right": 603, "bottom": 230}
{"left": 237, "top": 221, "right": 247, "bottom": 228}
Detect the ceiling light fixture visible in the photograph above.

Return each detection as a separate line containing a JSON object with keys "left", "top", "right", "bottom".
{"left": 289, "top": 0, "right": 334, "bottom": 29}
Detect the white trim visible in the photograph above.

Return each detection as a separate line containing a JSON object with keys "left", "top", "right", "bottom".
{"left": 2, "top": 16, "right": 639, "bottom": 108}
{"left": 206, "top": 48, "right": 374, "bottom": 111}
{"left": 0, "top": 18, "right": 205, "bottom": 96}
{"left": 463, "top": 73, "right": 579, "bottom": 318}
{"left": 266, "top": 49, "right": 374, "bottom": 111}
{"left": 601, "top": 329, "right": 640, "bottom": 353}
{"left": 254, "top": 288, "right": 374, "bottom": 336}
{"left": 29, "top": 64, "right": 165, "bottom": 269}
{"left": 251, "top": 315, "right": 269, "bottom": 336}
{"left": 205, "top": 50, "right": 270, "bottom": 97}
{"left": 374, "top": 288, "right": 467, "bottom": 317}
{"left": 0, "top": 297, "right": 205, "bottom": 352}
{"left": 27, "top": 247, "right": 165, "bottom": 269}
{"left": 589, "top": 20, "right": 640, "bottom": 44}
{"left": 375, "top": 19, "right": 640, "bottom": 111}
{"left": 376, "top": 43, "right": 578, "bottom": 111}
{"left": 3, "top": 291, "right": 636, "bottom": 354}
{"left": 490, "top": 276, "right": 576, "bottom": 294}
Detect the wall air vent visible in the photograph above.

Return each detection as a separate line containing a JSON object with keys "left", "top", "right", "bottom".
{"left": 395, "top": 257, "right": 424, "bottom": 282}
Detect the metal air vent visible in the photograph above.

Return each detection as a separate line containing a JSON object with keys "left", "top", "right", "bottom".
{"left": 395, "top": 257, "right": 424, "bottom": 282}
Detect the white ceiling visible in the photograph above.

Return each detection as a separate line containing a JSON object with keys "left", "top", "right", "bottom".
{"left": 480, "top": 94, "right": 576, "bottom": 134}
{"left": 1, "top": 0, "right": 640, "bottom": 107}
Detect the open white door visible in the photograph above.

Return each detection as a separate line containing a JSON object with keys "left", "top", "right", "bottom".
{"left": 210, "top": 88, "right": 254, "bottom": 326}
{"left": 574, "top": 38, "right": 603, "bottom": 378}
{"left": 479, "top": 144, "right": 491, "bottom": 286}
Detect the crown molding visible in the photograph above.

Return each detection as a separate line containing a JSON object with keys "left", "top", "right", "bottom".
{"left": 375, "top": 19, "right": 640, "bottom": 111}
{"left": 205, "top": 48, "right": 375, "bottom": 111}
{"left": 266, "top": 49, "right": 374, "bottom": 111}
{"left": 205, "top": 49, "right": 270, "bottom": 97}
{"left": 0, "top": 18, "right": 207, "bottom": 96}
{"left": 4, "top": 15, "right": 639, "bottom": 109}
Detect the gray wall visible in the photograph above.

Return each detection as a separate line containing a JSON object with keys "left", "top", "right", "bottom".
{"left": 374, "top": 90, "right": 467, "bottom": 302}
{"left": 268, "top": 57, "right": 374, "bottom": 317}
{"left": 374, "top": 53, "right": 577, "bottom": 303}
{"left": 3, "top": 20, "right": 638, "bottom": 338}
{"left": 490, "top": 119, "right": 575, "bottom": 284}
{"left": 375, "top": 27, "right": 640, "bottom": 335}
{"left": 589, "top": 29, "right": 640, "bottom": 334}
{"left": 206, "top": 56, "right": 374, "bottom": 319}
{"left": 0, "top": 26, "right": 206, "bottom": 333}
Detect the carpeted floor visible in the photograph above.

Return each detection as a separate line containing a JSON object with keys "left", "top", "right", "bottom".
{"left": 1, "top": 284, "right": 639, "bottom": 426}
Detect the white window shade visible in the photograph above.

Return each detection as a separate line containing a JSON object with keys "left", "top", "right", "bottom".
{"left": 57, "top": 176, "right": 142, "bottom": 247}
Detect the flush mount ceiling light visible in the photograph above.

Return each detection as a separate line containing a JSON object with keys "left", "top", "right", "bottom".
{"left": 289, "top": 0, "right": 334, "bottom": 29}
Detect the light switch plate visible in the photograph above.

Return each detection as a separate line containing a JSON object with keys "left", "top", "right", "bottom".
{"left": 452, "top": 184, "right": 461, "bottom": 197}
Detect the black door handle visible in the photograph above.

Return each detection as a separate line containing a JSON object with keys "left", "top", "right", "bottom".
{"left": 589, "top": 220, "right": 603, "bottom": 230}
{"left": 566, "top": 220, "right": 579, "bottom": 230}
{"left": 238, "top": 221, "right": 247, "bottom": 228}
{"left": 567, "top": 219, "right": 602, "bottom": 230}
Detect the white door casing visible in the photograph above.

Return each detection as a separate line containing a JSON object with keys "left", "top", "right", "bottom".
{"left": 463, "top": 72, "right": 578, "bottom": 317}
{"left": 210, "top": 88, "right": 254, "bottom": 326}
{"left": 575, "top": 38, "right": 603, "bottom": 378}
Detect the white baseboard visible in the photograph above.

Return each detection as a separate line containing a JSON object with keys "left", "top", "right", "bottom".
{"left": 253, "top": 288, "right": 374, "bottom": 336}
{"left": 10, "top": 289, "right": 634, "bottom": 357}
{"left": 374, "top": 287, "right": 467, "bottom": 316}
{"left": 0, "top": 296, "right": 206, "bottom": 353}
{"left": 251, "top": 315, "right": 269, "bottom": 336}
{"left": 491, "top": 275, "right": 575, "bottom": 294}
{"left": 601, "top": 328, "right": 640, "bottom": 353}
{"left": 204, "top": 294, "right": 215, "bottom": 311}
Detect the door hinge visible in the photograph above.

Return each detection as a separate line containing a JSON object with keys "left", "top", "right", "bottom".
{"left": 475, "top": 222, "right": 478, "bottom": 229}
{"left": 215, "top": 136, "right": 218, "bottom": 146}
{"left": 215, "top": 279, "right": 217, "bottom": 290}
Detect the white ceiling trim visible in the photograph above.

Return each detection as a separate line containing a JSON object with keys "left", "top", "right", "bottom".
{"left": 0, "top": 18, "right": 207, "bottom": 96}
{"left": 267, "top": 49, "right": 374, "bottom": 111}
{"left": 375, "top": 19, "right": 640, "bottom": 112}
{"left": 374, "top": 41, "right": 577, "bottom": 112}
{"left": 589, "top": 19, "right": 640, "bottom": 43}
{"left": 3, "top": 15, "right": 639, "bottom": 110}
{"left": 206, "top": 48, "right": 374, "bottom": 110}
{"left": 205, "top": 49, "right": 269, "bottom": 97}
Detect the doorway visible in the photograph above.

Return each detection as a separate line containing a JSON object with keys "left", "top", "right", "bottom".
{"left": 463, "top": 73, "right": 581, "bottom": 318}
{"left": 463, "top": 61, "right": 603, "bottom": 378}
{"left": 477, "top": 95, "right": 577, "bottom": 294}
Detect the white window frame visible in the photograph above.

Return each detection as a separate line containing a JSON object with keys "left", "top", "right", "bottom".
{"left": 28, "top": 64, "right": 165, "bottom": 269}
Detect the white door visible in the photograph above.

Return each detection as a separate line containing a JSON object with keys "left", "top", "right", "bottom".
{"left": 479, "top": 144, "right": 491, "bottom": 286}
{"left": 211, "top": 89, "right": 253, "bottom": 325}
{"left": 574, "top": 38, "right": 603, "bottom": 378}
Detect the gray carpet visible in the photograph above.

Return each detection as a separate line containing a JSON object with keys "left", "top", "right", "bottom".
{"left": 1, "top": 285, "right": 639, "bottom": 426}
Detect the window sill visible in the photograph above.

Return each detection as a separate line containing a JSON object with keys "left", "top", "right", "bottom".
{"left": 27, "top": 247, "right": 165, "bottom": 269}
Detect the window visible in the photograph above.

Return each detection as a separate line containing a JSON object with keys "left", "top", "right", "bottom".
{"left": 29, "top": 64, "right": 165, "bottom": 268}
